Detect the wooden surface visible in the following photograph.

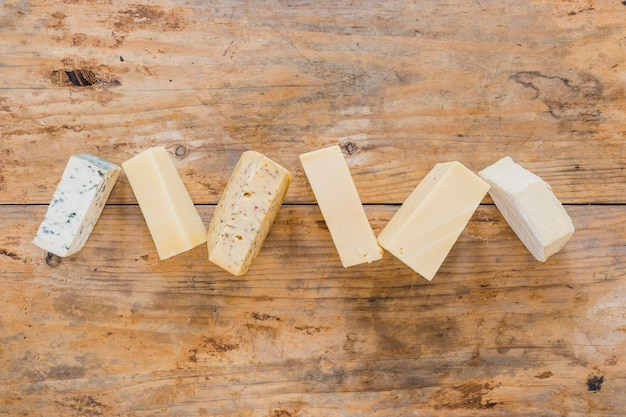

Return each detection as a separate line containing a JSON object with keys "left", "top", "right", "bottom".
{"left": 1, "top": 1, "right": 625, "bottom": 416}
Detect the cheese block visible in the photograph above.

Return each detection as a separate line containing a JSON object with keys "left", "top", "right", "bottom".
{"left": 123, "top": 146, "right": 206, "bottom": 260}
{"left": 33, "top": 154, "right": 121, "bottom": 257}
{"left": 207, "top": 151, "right": 291, "bottom": 276}
{"left": 299, "top": 145, "right": 382, "bottom": 268}
{"left": 479, "top": 156, "right": 574, "bottom": 262}
{"left": 377, "top": 161, "right": 489, "bottom": 280}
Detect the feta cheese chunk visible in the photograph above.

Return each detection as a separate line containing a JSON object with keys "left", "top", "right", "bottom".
{"left": 33, "top": 154, "right": 121, "bottom": 257}
{"left": 479, "top": 156, "right": 574, "bottom": 262}
{"left": 377, "top": 161, "right": 489, "bottom": 280}
{"left": 123, "top": 146, "right": 206, "bottom": 260}
{"left": 208, "top": 151, "right": 291, "bottom": 276}
{"left": 300, "top": 145, "right": 382, "bottom": 268}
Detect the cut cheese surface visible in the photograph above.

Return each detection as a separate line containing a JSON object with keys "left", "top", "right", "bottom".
{"left": 377, "top": 161, "right": 489, "bottom": 280}
{"left": 33, "top": 154, "right": 121, "bottom": 257}
{"left": 300, "top": 145, "right": 382, "bottom": 268}
{"left": 207, "top": 151, "right": 291, "bottom": 276}
{"left": 123, "top": 146, "right": 206, "bottom": 260}
{"left": 479, "top": 156, "right": 574, "bottom": 262}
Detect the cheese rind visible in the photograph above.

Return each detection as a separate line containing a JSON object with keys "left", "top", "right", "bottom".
{"left": 208, "top": 151, "right": 291, "bottom": 276}
{"left": 478, "top": 156, "right": 574, "bottom": 262}
{"left": 123, "top": 146, "right": 206, "bottom": 260}
{"left": 377, "top": 161, "right": 489, "bottom": 280}
{"left": 300, "top": 145, "right": 382, "bottom": 268}
{"left": 33, "top": 154, "right": 121, "bottom": 257}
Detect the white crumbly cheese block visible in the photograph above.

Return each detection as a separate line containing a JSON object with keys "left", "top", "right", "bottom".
{"left": 300, "top": 145, "right": 383, "bottom": 268}
{"left": 207, "top": 151, "right": 291, "bottom": 276}
{"left": 479, "top": 156, "right": 574, "bottom": 262}
{"left": 123, "top": 146, "right": 207, "bottom": 260}
{"left": 33, "top": 154, "right": 121, "bottom": 257}
{"left": 377, "top": 161, "right": 489, "bottom": 281}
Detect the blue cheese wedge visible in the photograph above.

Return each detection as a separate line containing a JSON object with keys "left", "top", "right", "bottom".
{"left": 33, "top": 154, "right": 121, "bottom": 257}
{"left": 479, "top": 156, "right": 575, "bottom": 261}
{"left": 207, "top": 151, "right": 291, "bottom": 276}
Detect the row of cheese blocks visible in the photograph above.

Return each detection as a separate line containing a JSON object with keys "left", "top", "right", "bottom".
{"left": 33, "top": 145, "right": 574, "bottom": 280}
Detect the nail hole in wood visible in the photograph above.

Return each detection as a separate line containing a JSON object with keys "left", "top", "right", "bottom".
{"left": 175, "top": 145, "right": 187, "bottom": 157}
{"left": 45, "top": 252, "right": 61, "bottom": 267}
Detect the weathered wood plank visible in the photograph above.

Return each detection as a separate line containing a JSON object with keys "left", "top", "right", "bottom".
{"left": 1, "top": 1, "right": 625, "bottom": 416}
{"left": 1, "top": 0, "right": 624, "bottom": 205}
{"left": 0, "top": 204, "right": 624, "bottom": 415}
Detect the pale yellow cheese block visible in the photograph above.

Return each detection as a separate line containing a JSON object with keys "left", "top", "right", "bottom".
{"left": 123, "top": 146, "right": 207, "bottom": 260}
{"left": 479, "top": 156, "right": 574, "bottom": 262}
{"left": 207, "top": 151, "right": 291, "bottom": 276}
{"left": 377, "top": 161, "right": 489, "bottom": 280}
{"left": 300, "top": 145, "right": 382, "bottom": 268}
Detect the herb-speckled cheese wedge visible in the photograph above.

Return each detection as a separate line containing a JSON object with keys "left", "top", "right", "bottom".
{"left": 33, "top": 154, "right": 121, "bottom": 257}
{"left": 208, "top": 151, "right": 291, "bottom": 276}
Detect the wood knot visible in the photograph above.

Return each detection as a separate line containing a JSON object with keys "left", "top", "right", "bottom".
{"left": 341, "top": 141, "right": 359, "bottom": 156}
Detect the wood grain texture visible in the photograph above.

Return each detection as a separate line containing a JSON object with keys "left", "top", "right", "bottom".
{"left": 0, "top": 0, "right": 624, "bottom": 204}
{"left": 0, "top": 205, "right": 625, "bottom": 416}
{"left": 1, "top": 0, "right": 625, "bottom": 416}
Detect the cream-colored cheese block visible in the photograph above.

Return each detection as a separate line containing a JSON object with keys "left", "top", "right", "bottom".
{"left": 123, "top": 146, "right": 206, "bottom": 260}
{"left": 300, "top": 145, "right": 382, "bottom": 268}
{"left": 33, "top": 154, "right": 120, "bottom": 257}
{"left": 207, "top": 151, "right": 291, "bottom": 276}
{"left": 479, "top": 156, "right": 574, "bottom": 262}
{"left": 377, "top": 161, "right": 489, "bottom": 280}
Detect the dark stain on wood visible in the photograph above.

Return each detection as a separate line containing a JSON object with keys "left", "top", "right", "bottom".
{"left": 510, "top": 71, "right": 603, "bottom": 121}
{"left": 53, "top": 293, "right": 118, "bottom": 323}
{"left": 114, "top": 4, "right": 185, "bottom": 32}
{"left": 0, "top": 248, "right": 20, "bottom": 260}
{"left": 567, "top": 5, "right": 595, "bottom": 16}
{"left": 294, "top": 325, "right": 329, "bottom": 335}
{"left": 202, "top": 337, "right": 239, "bottom": 353}
{"left": 303, "top": 361, "right": 347, "bottom": 392}
{"left": 58, "top": 395, "right": 108, "bottom": 416}
{"left": 26, "top": 364, "right": 86, "bottom": 382}
{"left": 587, "top": 375, "right": 604, "bottom": 392}
{"left": 251, "top": 312, "right": 281, "bottom": 321}
{"left": 535, "top": 370, "right": 554, "bottom": 379}
{"left": 267, "top": 408, "right": 295, "bottom": 417}
{"left": 434, "top": 382, "right": 499, "bottom": 410}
